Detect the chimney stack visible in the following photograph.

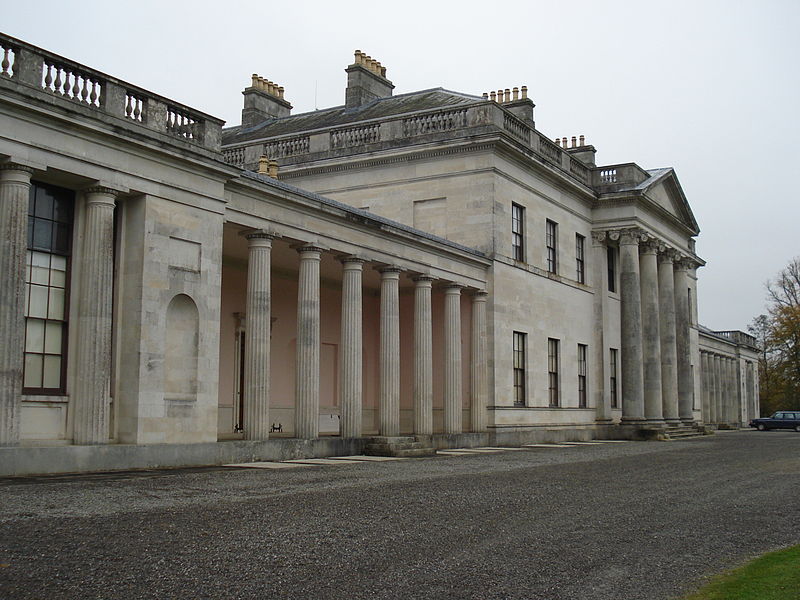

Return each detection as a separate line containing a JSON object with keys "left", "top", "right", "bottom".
{"left": 345, "top": 49, "right": 394, "bottom": 110}
{"left": 242, "top": 73, "right": 292, "bottom": 128}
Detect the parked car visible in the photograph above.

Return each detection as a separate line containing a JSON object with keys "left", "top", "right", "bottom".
{"left": 749, "top": 411, "right": 800, "bottom": 431}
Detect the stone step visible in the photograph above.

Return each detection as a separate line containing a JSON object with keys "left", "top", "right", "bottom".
{"left": 363, "top": 435, "right": 436, "bottom": 457}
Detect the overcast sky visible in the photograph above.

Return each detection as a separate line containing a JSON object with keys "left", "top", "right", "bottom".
{"left": 4, "top": 0, "right": 799, "bottom": 332}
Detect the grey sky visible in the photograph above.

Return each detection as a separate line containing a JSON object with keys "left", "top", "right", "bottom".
{"left": 4, "top": 0, "right": 799, "bottom": 332}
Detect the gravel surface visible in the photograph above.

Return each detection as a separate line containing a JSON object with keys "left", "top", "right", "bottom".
{"left": 1, "top": 430, "right": 799, "bottom": 599}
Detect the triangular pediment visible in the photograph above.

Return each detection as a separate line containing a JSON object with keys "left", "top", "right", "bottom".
{"left": 640, "top": 168, "right": 699, "bottom": 234}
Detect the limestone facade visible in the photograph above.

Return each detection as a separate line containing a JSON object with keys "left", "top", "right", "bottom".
{"left": 0, "top": 35, "right": 758, "bottom": 474}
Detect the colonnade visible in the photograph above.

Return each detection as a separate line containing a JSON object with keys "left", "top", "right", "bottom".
{"left": 0, "top": 164, "right": 118, "bottom": 446}
{"left": 700, "top": 351, "right": 744, "bottom": 427}
{"left": 242, "top": 230, "right": 489, "bottom": 441}
{"left": 593, "top": 228, "right": 697, "bottom": 426}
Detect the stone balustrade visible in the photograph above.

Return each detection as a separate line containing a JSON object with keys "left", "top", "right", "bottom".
{"left": 0, "top": 32, "right": 223, "bottom": 152}
{"left": 225, "top": 97, "right": 652, "bottom": 189}
{"left": 592, "top": 163, "right": 652, "bottom": 188}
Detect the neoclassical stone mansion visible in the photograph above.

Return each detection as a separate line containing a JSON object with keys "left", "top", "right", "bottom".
{"left": 0, "top": 35, "right": 758, "bottom": 475}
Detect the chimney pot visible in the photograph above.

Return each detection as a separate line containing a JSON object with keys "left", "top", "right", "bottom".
{"left": 571, "top": 136, "right": 577, "bottom": 148}
{"left": 555, "top": 137, "right": 561, "bottom": 147}
{"left": 268, "top": 159, "right": 279, "bottom": 179}
{"left": 490, "top": 91, "right": 497, "bottom": 102}
{"left": 521, "top": 85, "right": 528, "bottom": 99}
{"left": 562, "top": 137, "right": 568, "bottom": 148}
{"left": 512, "top": 86, "right": 519, "bottom": 101}
{"left": 258, "top": 155, "right": 270, "bottom": 175}
{"left": 579, "top": 134, "right": 585, "bottom": 146}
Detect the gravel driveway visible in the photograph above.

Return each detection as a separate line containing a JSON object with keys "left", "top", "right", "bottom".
{"left": 1, "top": 430, "right": 799, "bottom": 599}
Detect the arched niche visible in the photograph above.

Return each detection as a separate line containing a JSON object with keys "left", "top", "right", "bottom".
{"left": 165, "top": 293, "right": 199, "bottom": 402}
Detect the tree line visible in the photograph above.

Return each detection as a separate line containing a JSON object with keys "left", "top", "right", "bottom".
{"left": 749, "top": 257, "right": 800, "bottom": 414}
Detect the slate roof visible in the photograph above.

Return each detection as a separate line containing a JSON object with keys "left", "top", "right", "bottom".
{"left": 223, "top": 88, "right": 483, "bottom": 145}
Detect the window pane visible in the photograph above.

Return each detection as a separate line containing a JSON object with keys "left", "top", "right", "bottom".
{"left": 50, "top": 256, "right": 67, "bottom": 288}
{"left": 24, "top": 354, "right": 43, "bottom": 388}
{"left": 48, "top": 287, "right": 65, "bottom": 320}
{"left": 34, "top": 187, "right": 54, "bottom": 219}
{"left": 25, "top": 318, "right": 45, "bottom": 352}
{"left": 32, "top": 219, "right": 53, "bottom": 251}
{"left": 53, "top": 195, "right": 74, "bottom": 223}
{"left": 30, "top": 263, "right": 50, "bottom": 285}
{"left": 28, "top": 285, "right": 49, "bottom": 318}
{"left": 53, "top": 223, "right": 72, "bottom": 254}
{"left": 44, "top": 321, "right": 63, "bottom": 354}
{"left": 43, "top": 355, "right": 62, "bottom": 388}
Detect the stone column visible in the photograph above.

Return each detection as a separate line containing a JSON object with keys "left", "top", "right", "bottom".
{"left": 591, "top": 231, "right": 610, "bottom": 423}
{"left": 73, "top": 187, "right": 118, "bottom": 444}
{"left": 378, "top": 267, "right": 401, "bottom": 437}
{"left": 619, "top": 229, "right": 644, "bottom": 423}
{"left": 413, "top": 275, "right": 434, "bottom": 436}
{"left": 639, "top": 239, "right": 663, "bottom": 424}
{"left": 700, "top": 352, "right": 711, "bottom": 424}
{"left": 470, "top": 290, "right": 489, "bottom": 433}
{"left": 674, "top": 259, "right": 694, "bottom": 424}
{"left": 713, "top": 354, "right": 722, "bottom": 425}
{"left": 0, "top": 163, "right": 33, "bottom": 446}
{"left": 339, "top": 257, "right": 364, "bottom": 439}
{"left": 242, "top": 232, "right": 276, "bottom": 440}
{"left": 443, "top": 284, "right": 463, "bottom": 434}
{"left": 658, "top": 250, "right": 680, "bottom": 424}
{"left": 295, "top": 245, "right": 322, "bottom": 439}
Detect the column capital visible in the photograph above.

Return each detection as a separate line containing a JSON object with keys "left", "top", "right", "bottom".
{"left": 338, "top": 254, "right": 366, "bottom": 266}
{"left": 658, "top": 247, "right": 679, "bottom": 264}
{"left": 590, "top": 230, "right": 608, "bottom": 245}
{"left": 293, "top": 243, "right": 326, "bottom": 255}
{"left": 442, "top": 282, "right": 465, "bottom": 294}
{"left": 674, "top": 256, "right": 699, "bottom": 271}
{"left": 412, "top": 274, "right": 437, "bottom": 284}
{"left": 376, "top": 265, "right": 404, "bottom": 275}
{"left": 241, "top": 228, "right": 280, "bottom": 242}
{"left": 83, "top": 185, "right": 120, "bottom": 197}
{"left": 0, "top": 162, "right": 34, "bottom": 176}
{"left": 471, "top": 289, "right": 489, "bottom": 302}
{"left": 639, "top": 237, "right": 662, "bottom": 255}
{"left": 618, "top": 227, "right": 645, "bottom": 245}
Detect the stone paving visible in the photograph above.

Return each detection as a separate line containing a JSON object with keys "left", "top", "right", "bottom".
{"left": 1, "top": 430, "right": 799, "bottom": 599}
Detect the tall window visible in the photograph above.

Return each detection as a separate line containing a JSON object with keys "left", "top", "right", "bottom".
{"left": 513, "top": 332, "right": 526, "bottom": 406}
{"left": 546, "top": 220, "right": 558, "bottom": 274}
{"left": 609, "top": 348, "right": 619, "bottom": 409}
{"left": 607, "top": 246, "right": 617, "bottom": 293}
{"left": 511, "top": 203, "right": 525, "bottom": 262}
{"left": 575, "top": 234, "right": 585, "bottom": 283}
{"left": 24, "top": 182, "right": 74, "bottom": 393}
{"left": 548, "top": 338, "right": 560, "bottom": 407}
{"left": 578, "top": 344, "right": 587, "bottom": 408}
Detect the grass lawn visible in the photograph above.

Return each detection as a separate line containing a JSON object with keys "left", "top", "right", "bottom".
{"left": 684, "top": 545, "right": 800, "bottom": 599}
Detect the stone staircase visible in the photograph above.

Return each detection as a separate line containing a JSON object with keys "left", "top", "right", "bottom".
{"left": 363, "top": 436, "right": 437, "bottom": 458}
{"left": 663, "top": 423, "right": 712, "bottom": 440}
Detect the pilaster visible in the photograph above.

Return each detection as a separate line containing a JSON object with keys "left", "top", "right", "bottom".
{"left": 470, "top": 290, "right": 489, "bottom": 433}
{"left": 590, "top": 231, "right": 610, "bottom": 423}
